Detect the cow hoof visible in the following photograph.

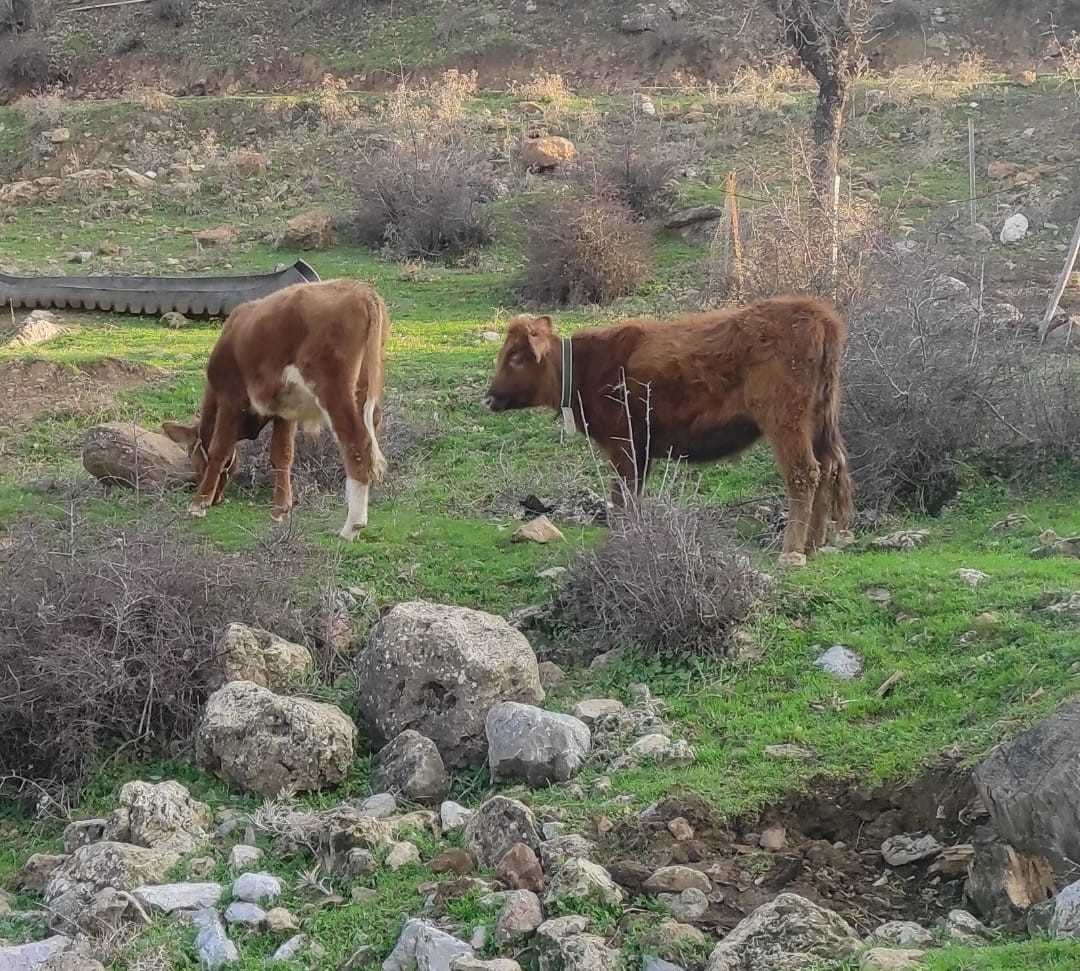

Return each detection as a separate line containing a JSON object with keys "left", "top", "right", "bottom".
{"left": 338, "top": 523, "right": 365, "bottom": 540}
{"left": 271, "top": 507, "right": 291, "bottom": 522}
{"left": 777, "top": 551, "right": 807, "bottom": 570}
{"left": 187, "top": 504, "right": 208, "bottom": 518}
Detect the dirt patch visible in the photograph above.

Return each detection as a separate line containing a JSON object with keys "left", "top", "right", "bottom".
{"left": 0, "top": 357, "right": 163, "bottom": 472}
{"left": 603, "top": 768, "right": 982, "bottom": 936}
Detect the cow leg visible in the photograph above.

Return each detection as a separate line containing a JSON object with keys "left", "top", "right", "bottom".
{"left": 322, "top": 387, "right": 376, "bottom": 540}
{"left": 270, "top": 417, "right": 297, "bottom": 521}
{"left": 806, "top": 461, "right": 836, "bottom": 557}
{"left": 189, "top": 410, "right": 240, "bottom": 517}
{"left": 770, "top": 431, "right": 821, "bottom": 567}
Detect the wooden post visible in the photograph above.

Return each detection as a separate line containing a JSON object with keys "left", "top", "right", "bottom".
{"left": 726, "top": 171, "right": 744, "bottom": 292}
{"left": 830, "top": 173, "right": 841, "bottom": 301}
{"left": 1039, "top": 210, "right": 1080, "bottom": 344}
{"left": 968, "top": 118, "right": 977, "bottom": 226}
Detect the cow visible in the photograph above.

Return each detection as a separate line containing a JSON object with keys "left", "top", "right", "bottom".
{"left": 484, "top": 295, "right": 855, "bottom": 567}
{"left": 162, "top": 278, "right": 390, "bottom": 540}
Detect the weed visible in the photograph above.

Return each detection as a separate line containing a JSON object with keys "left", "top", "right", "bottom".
{"left": 579, "top": 133, "right": 683, "bottom": 221}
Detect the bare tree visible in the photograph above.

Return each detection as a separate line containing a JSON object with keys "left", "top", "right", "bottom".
{"left": 762, "top": 0, "right": 864, "bottom": 205}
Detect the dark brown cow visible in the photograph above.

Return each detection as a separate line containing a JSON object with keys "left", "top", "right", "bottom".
{"left": 484, "top": 295, "right": 855, "bottom": 566}
{"left": 162, "top": 278, "right": 390, "bottom": 539}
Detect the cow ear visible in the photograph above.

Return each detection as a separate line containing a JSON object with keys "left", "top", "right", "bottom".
{"left": 162, "top": 420, "right": 198, "bottom": 446}
{"left": 527, "top": 315, "right": 554, "bottom": 362}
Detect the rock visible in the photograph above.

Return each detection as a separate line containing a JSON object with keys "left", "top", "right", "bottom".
{"left": 271, "top": 934, "right": 319, "bottom": 962}
{"left": 160, "top": 311, "right": 189, "bottom": 329}
{"left": 386, "top": 841, "right": 421, "bottom": 870}
{"left": 640, "top": 919, "right": 706, "bottom": 961}
{"left": 196, "top": 225, "right": 238, "bottom": 248}
{"left": 999, "top": 214, "right": 1029, "bottom": 244}
{"left": 231, "top": 871, "right": 282, "bottom": 904}
{"left": 61, "top": 819, "right": 107, "bottom": 853}
{"left": 1052, "top": 880, "right": 1080, "bottom": 938}
{"left": 957, "top": 568, "right": 990, "bottom": 586}
{"left": 536, "top": 915, "right": 619, "bottom": 971}
{"left": 659, "top": 887, "right": 709, "bottom": 920}
{"left": 872, "top": 530, "right": 928, "bottom": 550}
{"left": 544, "top": 858, "right": 623, "bottom": 908}
{"left": 869, "top": 921, "right": 934, "bottom": 949}
{"left": 465, "top": 797, "right": 542, "bottom": 869}
{"left": 881, "top": 834, "right": 943, "bottom": 866}
{"left": 440, "top": 801, "right": 472, "bottom": 831}
{"left": 620, "top": 1, "right": 685, "bottom": 32}
{"left": 280, "top": 209, "right": 334, "bottom": 251}
{"left": 451, "top": 960, "right": 523, "bottom": 971}
{"left": 704, "top": 893, "right": 860, "bottom": 971}
{"left": 664, "top": 204, "right": 725, "bottom": 242}
{"left": 358, "top": 601, "right": 544, "bottom": 768}
{"left": 383, "top": 919, "right": 473, "bottom": 970}
{"left": 759, "top": 826, "right": 787, "bottom": 851}
{"left": 486, "top": 702, "right": 591, "bottom": 787}
{"left": 82, "top": 422, "right": 196, "bottom": 490}
{"left": 362, "top": 793, "right": 398, "bottom": 818}
{"left": 134, "top": 882, "right": 222, "bottom": 913}
{"left": 521, "top": 136, "right": 577, "bottom": 170}
{"left": 512, "top": 516, "right": 564, "bottom": 543}
{"left": 667, "top": 817, "right": 694, "bottom": 841}
{"left": 188, "top": 856, "right": 217, "bottom": 879}
{"left": 813, "top": 645, "right": 862, "bottom": 680}
{"left": 537, "top": 661, "right": 568, "bottom": 691}
{"left": 44, "top": 842, "right": 179, "bottom": 934}
{"left": 224, "top": 901, "right": 266, "bottom": 926}
{"left": 0, "top": 937, "right": 74, "bottom": 971}
{"left": 195, "top": 680, "right": 357, "bottom": 796}
{"left": 961, "top": 223, "right": 994, "bottom": 245}
{"left": 973, "top": 700, "right": 1080, "bottom": 875}
{"left": 942, "top": 908, "right": 994, "bottom": 944}
{"left": 496, "top": 842, "right": 545, "bottom": 893}
{"left": 433, "top": 848, "right": 474, "bottom": 876}
{"left": 860, "top": 949, "right": 925, "bottom": 970}
{"left": 621, "top": 733, "right": 696, "bottom": 767}
{"left": 193, "top": 907, "right": 240, "bottom": 970}
{"left": 539, "top": 835, "right": 597, "bottom": 872}
{"left": 572, "top": 699, "right": 625, "bottom": 725}
{"left": 266, "top": 906, "right": 296, "bottom": 934}
{"left": 495, "top": 889, "right": 544, "bottom": 941}
{"left": 343, "top": 848, "right": 378, "bottom": 877}
{"left": 38, "top": 949, "right": 106, "bottom": 971}
{"left": 18, "top": 853, "right": 68, "bottom": 893}
{"left": 644, "top": 866, "right": 711, "bottom": 895}
{"left": 643, "top": 960, "right": 686, "bottom": 971}
{"left": 105, "top": 780, "right": 212, "bottom": 855}
{"left": 373, "top": 730, "right": 450, "bottom": 804}
{"left": 214, "top": 623, "right": 314, "bottom": 691}
{"left": 228, "top": 845, "right": 263, "bottom": 871}
{"left": 1031, "top": 536, "right": 1080, "bottom": 558}
{"left": 964, "top": 830, "right": 1054, "bottom": 928}
{"left": 6, "top": 310, "right": 65, "bottom": 348}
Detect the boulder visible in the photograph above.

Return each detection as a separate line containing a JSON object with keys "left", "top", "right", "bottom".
{"left": 486, "top": 702, "right": 591, "bottom": 787}
{"left": 214, "top": 623, "right": 314, "bottom": 691}
{"left": 512, "top": 516, "right": 564, "bottom": 544}
{"left": 195, "top": 680, "right": 357, "bottom": 796}
{"left": 224, "top": 901, "right": 266, "bottom": 926}
{"left": 232, "top": 871, "right": 282, "bottom": 904}
{"left": 82, "top": 422, "right": 195, "bottom": 490}
{"left": 1051, "top": 880, "right": 1080, "bottom": 939}
{"left": 104, "top": 780, "right": 213, "bottom": 855}
{"left": 6, "top": 310, "right": 65, "bottom": 349}
{"left": 465, "top": 797, "right": 542, "bottom": 869}
{"left": 536, "top": 916, "right": 619, "bottom": 971}
{"left": 192, "top": 907, "right": 239, "bottom": 970}
{"left": 383, "top": 919, "right": 473, "bottom": 970}
{"left": 44, "top": 842, "right": 179, "bottom": 934}
{"left": 521, "top": 136, "right": 577, "bottom": 170}
{"left": 0, "top": 937, "right": 75, "bottom": 971}
{"left": 544, "top": 859, "right": 623, "bottom": 908}
{"left": 496, "top": 843, "right": 545, "bottom": 893}
{"left": 133, "top": 882, "right": 222, "bottom": 913}
{"left": 973, "top": 700, "right": 1080, "bottom": 875}
{"left": 658, "top": 887, "right": 709, "bottom": 921}
{"left": 640, "top": 920, "right": 707, "bottom": 962}
{"left": 495, "top": 889, "right": 544, "bottom": 941}
{"left": 373, "top": 730, "right": 450, "bottom": 804}
{"left": 880, "top": 833, "right": 942, "bottom": 866}
{"left": 704, "top": 893, "right": 861, "bottom": 971}
{"left": 964, "top": 829, "right": 1054, "bottom": 928}
{"left": 280, "top": 209, "right": 334, "bottom": 251}
{"left": 358, "top": 601, "right": 544, "bottom": 768}
{"left": 868, "top": 922, "right": 933, "bottom": 949}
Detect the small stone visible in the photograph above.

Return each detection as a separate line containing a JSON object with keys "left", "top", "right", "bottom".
{"left": 870, "top": 921, "right": 934, "bottom": 949}
{"left": 196, "top": 225, "right": 238, "bottom": 248}
{"left": 1014, "top": 70, "right": 1037, "bottom": 87}
{"left": 667, "top": 817, "right": 694, "bottom": 841}
{"left": 539, "top": 835, "right": 597, "bottom": 872}
{"left": 537, "top": 661, "right": 568, "bottom": 690}
{"left": 134, "top": 881, "right": 222, "bottom": 913}
{"left": 264, "top": 907, "right": 299, "bottom": 933}
{"left": 386, "top": 841, "right": 421, "bottom": 870}
{"left": 193, "top": 907, "right": 240, "bottom": 970}
{"left": 361, "top": 793, "right": 398, "bottom": 818}
{"left": 433, "top": 849, "right": 475, "bottom": 876}
{"left": 231, "top": 871, "right": 282, "bottom": 904}
{"left": 440, "top": 801, "right": 473, "bottom": 832}
{"left": 343, "top": 847, "right": 377, "bottom": 877}
{"left": 813, "top": 645, "right": 863, "bottom": 680}
{"left": 512, "top": 515, "right": 565, "bottom": 544}
{"left": 188, "top": 856, "right": 217, "bottom": 879}
{"left": 495, "top": 889, "right": 544, "bottom": 941}
{"left": 374, "top": 730, "right": 450, "bottom": 805}
{"left": 271, "top": 934, "right": 315, "bottom": 962}
{"left": 1000, "top": 213, "right": 1029, "bottom": 245}
{"left": 69, "top": 251, "right": 93, "bottom": 264}
{"left": 545, "top": 858, "right": 623, "bottom": 907}
{"left": 987, "top": 161, "right": 1019, "bottom": 180}
{"left": 643, "top": 865, "right": 710, "bottom": 895}
{"left": 658, "top": 886, "right": 709, "bottom": 920}
{"left": 19, "top": 853, "right": 68, "bottom": 893}
{"left": 497, "top": 843, "right": 545, "bottom": 893}
{"left": 881, "top": 834, "right": 943, "bottom": 866}
{"left": 956, "top": 568, "right": 990, "bottom": 586}
{"left": 572, "top": 698, "right": 626, "bottom": 725}
{"left": 228, "top": 845, "right": 262, "bottom": 871}
{"left": 224, "top": 901, "right": 266, "bottom": 926}
{"left": 861, "top": 949, "right": 926, "bottom": 970}
{"left": 759, "top": 825, "right": 787, "bottom": 850}
{"left": 943, "top": 908, "right": 995, "bottom": 943}
{"left": 46, "top": 127, "right": 71, "bottom": 143}
{"left": 383, "top": 919, "right": 472, "bottom": 970}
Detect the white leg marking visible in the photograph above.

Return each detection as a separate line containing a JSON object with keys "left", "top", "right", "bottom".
{"left": 340, "top": 477, "right": 370, "bottom": 539}
{"left": 363, "top": 398, "right": 387, "bottom": 479}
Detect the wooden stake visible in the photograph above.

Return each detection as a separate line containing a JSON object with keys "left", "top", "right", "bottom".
{"left": 968, "top": 118, "right": 977, "bottom": 226}
{"left": 1039, "top": 209, "right": 1080, "bottom": 344}
{"left": 877, "top": 670, "right": 904, "bottom": 698}
{"left": 830, "top": 173, "right": 841, "bottom": 300}
{"left": 726, "top": 170, "right": 744, "bottom": 292}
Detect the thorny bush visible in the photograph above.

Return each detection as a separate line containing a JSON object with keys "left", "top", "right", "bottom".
{"left": 842, "top": 256, "right": 1080, "bottom": 514}
{"left": 345, "top": 70, "right": 497, "bottom": 261}
{"left": 516, "top": 189, "right": 651, "bottom": 306}
{"left": 550, "top": 492, "right": 769, "bottom": 658}
{"left": 576, "top": 133, "right": 684, "bottom": 221}
{"left": 0, "top": 514, "right": 331, "bottom": 789}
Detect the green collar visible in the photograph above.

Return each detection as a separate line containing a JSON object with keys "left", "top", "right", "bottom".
{"left": 560, "top": 336, "right": 573, "bottom": 411}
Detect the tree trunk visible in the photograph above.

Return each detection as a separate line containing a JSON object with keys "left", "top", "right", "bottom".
{"left": 810, "top": 75, "right": 848, "bottom": 208}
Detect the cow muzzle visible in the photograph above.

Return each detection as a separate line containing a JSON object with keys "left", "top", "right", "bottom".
{"left": 484, "top": 392, "right": 506, "bottom": 412}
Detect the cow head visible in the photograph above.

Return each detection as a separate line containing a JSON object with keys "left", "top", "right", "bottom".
{"left": 484, "top": 314, "right": 561, "bottom": 413}
{"left": 162, "top": 418, "right": 238, "bottom": 503}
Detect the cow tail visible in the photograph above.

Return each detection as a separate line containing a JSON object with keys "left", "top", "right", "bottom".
{"left": 363, "top": 290, "right": 390, "bottom": 481}
{"left": 817, "top": 313, "right": 856, "bottom": 531}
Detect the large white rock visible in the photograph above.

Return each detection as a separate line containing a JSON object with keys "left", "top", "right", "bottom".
{"left": 104, "top": 780, "right": 213, "bottom": 855}
{"left": 382, "top": 918, "right": 473, "bottom": 970}
{"left": 213, "top": 622, "right": 314, "bottom": 691}
{"left": 357, "top": 601, "right": 544, "bottom": 768}
{"left": 81, "top": 421, "right": 195, "bottom": 490}
{"left": 486, "top": 702, "right": 591, "bottom": 787}
{"left": 195, "top": 680, "right": 357, "bottom": 796}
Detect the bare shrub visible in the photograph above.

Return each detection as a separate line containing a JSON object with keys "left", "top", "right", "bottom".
{"left": 345, "top": 69, "right": 496, "bottom": 261}
{"left": 843, "top": 257, "right": 1080, "bottom": 513}
{"left": 514, "top": 69, "right": 573, "bottom": 111}
{"left": 549, "top": 493, "right": 769, "bottom": 659}
{"left": 516, "top": 189, "right": 651, "bottom": 307}
{"left": 576, "top": 134, "right": 683, "bottom": 221}
{"left": 0, "top": 513, "right": 332, "bottom": 788}
{"left": 2, "top": 32, "right": 60, "bottom": 88}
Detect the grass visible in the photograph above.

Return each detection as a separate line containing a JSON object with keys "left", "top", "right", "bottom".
{"left": 1, "top": 68, "right": 1079, "bottom": 971}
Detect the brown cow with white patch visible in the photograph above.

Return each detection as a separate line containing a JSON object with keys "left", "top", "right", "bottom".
{"left": 162, "top": 278, "right": 390, "bottom": 539}
{"left": 484, "top": 295, "right": 855, "bottom": 567}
